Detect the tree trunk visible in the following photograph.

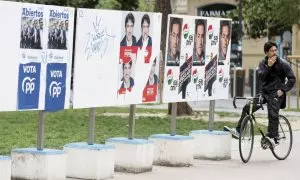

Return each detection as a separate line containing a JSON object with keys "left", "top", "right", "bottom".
{"left": 168, "top": 102, "right": 193, "bottom": 116}
{"left": 154, "top": 0, "right": 171, "bottom": 60}
{"left": 154, "top": 0, "right": 193, "bottom": 116}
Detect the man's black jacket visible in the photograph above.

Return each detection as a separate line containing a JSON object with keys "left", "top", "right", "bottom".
{"left": 258, "top": 56, "right": 296, "bottom": 108}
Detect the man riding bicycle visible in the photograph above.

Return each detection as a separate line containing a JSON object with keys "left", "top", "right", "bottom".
{"left": 225, "top": 42, "right": 296, "bottom": 145}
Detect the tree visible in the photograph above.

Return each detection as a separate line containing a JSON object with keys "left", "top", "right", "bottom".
{"left": 138, "top": 0, "right": 154, "bottom": 12}
{"left": 17, "top": 0, "right": 98, "bottom": 8}
{"left": 229, "top": 0, "right": 300, "bottom": 39}
{"left": 96, "top": 0, "right": 120, "bottom": 9}
{"left": 97, "top": 0, "right": 138, "bottom": 10}
{"left": 116, "top": 0, "right": 139, "bottom": 10}
{"left": 154, "top": 0, "right": 193, "bottom": 116}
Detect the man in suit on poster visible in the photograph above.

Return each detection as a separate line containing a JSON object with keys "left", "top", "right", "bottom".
{"left": 119, "top": 61, "right": 135, "bottom": 95}
{"left": 137, "top": 13, "right": 152, "bottom": 48}
{"left": 120, "top": 13, "right": 137, "bottom": 47}
{"left": 218, "top": 21, "right": 231, "bottom": 65}
{"left": 137, "top": 13, "right": 152, "bottom": 63}
{"left": 193, "top": 19, "right": 206, "bottom": 66}
{"left": 167, "top": 17, "right": 181, "bottom": 66}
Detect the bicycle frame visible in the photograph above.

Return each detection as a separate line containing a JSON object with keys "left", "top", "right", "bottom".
{"left": 249, "top": 114, "right": 266, "bottom": 139}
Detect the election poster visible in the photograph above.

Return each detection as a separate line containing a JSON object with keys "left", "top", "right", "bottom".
{"left": 0, "top": 1, "right": 74, "bottom": 112}
{"left": 0, "top": 1, "right": 44, "bottom": 111}
{"left": 18, "top": 4, "right": 45, "bottom": 110}
{"left": 163, "top": 15, "right": 195, "bottom": 102}
{"left": 44, "top": 6, "right": 74, "bottom": 112}
{"left": 162, "top": 15, "right": 232, "bottom": 103}
{"left": 72, "top": 9, "right": 162, "bottom": 108}
{"left": 203, "top": 18, "right": 231, "bottom": 101}
{"left": 142, "top": 56, "right": 159, "bottom": 103}
{"left": 117, "top": 11, "right": 160, "bottom": 105}
{"left": 191, "top": 18, "right": 207, "bottom": 101}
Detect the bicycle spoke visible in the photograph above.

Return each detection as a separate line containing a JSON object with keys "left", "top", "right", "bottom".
{"left": 279, "top": 121, "right": 286, "bottom": 138}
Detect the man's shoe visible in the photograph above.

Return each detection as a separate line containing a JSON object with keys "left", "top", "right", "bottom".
{"left": 266, "top": 133, "right": 280, "bottom": 145}
{"left": 265, "top": 137, "right": 276, "bottom": 149}
{"left": 224, "top": 126, "right": 240, "bottom": 139}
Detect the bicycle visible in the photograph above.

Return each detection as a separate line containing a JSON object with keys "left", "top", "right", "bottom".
{"left": 233, "top": 96, "right": 293, "bottom": 163}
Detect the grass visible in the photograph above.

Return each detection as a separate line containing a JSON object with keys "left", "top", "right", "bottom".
{"left": 211, "top": 111, "right": 239, "bottom": 118}
{"left": 0, "top": 107, "right": 266, "bottom": 155}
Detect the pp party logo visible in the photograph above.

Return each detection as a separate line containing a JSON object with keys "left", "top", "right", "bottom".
{"left": 183, "top": 23, "right": 189, "bottom": 39}
{"left": 218, "top": 68, "right": 224, "bottom": 82}
{"left": 208, "top": 24, "right": 213, "bottom": 39}
{"left": 167, "top": 69, "right": 173, "bottom": 85}
{"left": 192, "top": 69, "right": 198, "bottom": 84}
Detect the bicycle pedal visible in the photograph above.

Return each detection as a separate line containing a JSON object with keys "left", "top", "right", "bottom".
{"left": 260, "top": 138, "right": 268, "bottom": 150}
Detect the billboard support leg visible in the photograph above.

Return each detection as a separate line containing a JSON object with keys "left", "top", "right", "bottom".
{"left": 37, "top": 110, "right": 45, "bottom": 150}
{"left": 128, "top": 104, "right": 136, "bottom": 140}
{"left": 88, "top": 107, "right": 96, "bottom": 145}
{"left": 170, "top": 102, "right": 177, "bottom": 136}
{"left": 208, "top": 100, "right": 215, "bottom": 131}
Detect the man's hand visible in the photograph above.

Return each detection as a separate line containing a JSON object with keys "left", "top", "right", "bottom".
{"left": 277, "top": 89, "right": 284, "bottom": 97}
{"left": 268, "top": 56, "right": 277, "bottom": 67}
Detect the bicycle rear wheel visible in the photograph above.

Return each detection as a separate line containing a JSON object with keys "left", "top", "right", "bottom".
{"left": 239, "top": 115, "right": 254, "bottom": 163}
{"left": 270, "top": 115, "right": 293, "bottom": 160}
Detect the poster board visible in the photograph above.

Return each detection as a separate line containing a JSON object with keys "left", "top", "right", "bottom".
{"left": 162, "top": 14, "right": 232, "bottom": 103}
{"left": 0, "top": 1, "right": 74, "bottom": 112}
{"left": 72, "top": 9, "right": 162, "bottom": 108}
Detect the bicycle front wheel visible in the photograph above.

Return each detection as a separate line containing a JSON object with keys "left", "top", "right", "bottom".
{"left": 239, "top": 115, "right": 254, "bottom": 163}
{"left": 270, "top": 115, "right": 293, "bottom": 160}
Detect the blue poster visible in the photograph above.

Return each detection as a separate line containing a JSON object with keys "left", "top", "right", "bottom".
{"left": 17, "top": 62, "right": 41, "bottom": 110}
{"left": 45, "top": 63, "right": 67, "bottom": 112}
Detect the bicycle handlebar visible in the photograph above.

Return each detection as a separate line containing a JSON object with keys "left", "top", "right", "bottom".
{"left": 233, "top": 96, "right": 264, "bottom": 110}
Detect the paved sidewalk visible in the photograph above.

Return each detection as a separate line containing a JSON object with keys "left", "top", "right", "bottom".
{"left": 105, "top": 131, "right": 300, "bottom": 180}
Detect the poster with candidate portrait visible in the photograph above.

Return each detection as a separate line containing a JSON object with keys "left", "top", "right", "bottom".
{"left": 163, "top": 15, "right": 195, "bottom": 103}
{"left": 20, "top": 7, "right": 44, "bottom": 50}
{"left": 0, "top": 1, "right": 74, "bottom": 112}
{"left": 212, "top": 19, "right": 232, "bottom": 100}
{"left": 202, "top": 18, "right": 231, "bottom": 101}
{"left": 72, "top": 9, "right": 162, "bottom": 108}
{"left": 18, "top": 4, "right": 45, "bottom": 110}
{"left": 142, "top": 56, "right": 159, "bottom": 103}
{"left": 47, "top": 9, "right": 69, "bottom": 50}
{"left": 190, "top": 18, "right": 208, "bottom": 101}
{"left": 117, "top": 11, "right": 159, "bottom": 104}
{"left": 162, "top": 15, "right": 232, "bottom": 103}
{"left": 44, "top": 6, "right": 74, "bottom": 112}
{"left": 203, "top": 18, "right": 220, "bottom": 100}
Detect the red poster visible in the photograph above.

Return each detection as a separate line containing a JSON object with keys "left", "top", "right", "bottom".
{"left": 119, "top": 46, "right": 138, "bottom": 64}
{"left": 142, "top": 84, "right": 157, "bottom": 102}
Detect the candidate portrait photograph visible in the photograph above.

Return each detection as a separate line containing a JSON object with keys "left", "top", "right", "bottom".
{"left": 166, "top": 17, "right": 182, "bottom": 66}
{"left": 193, "top": 19, "right": 207, "bottom": 66}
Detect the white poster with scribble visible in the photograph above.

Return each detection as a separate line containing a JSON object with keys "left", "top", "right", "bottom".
{"left": 72, "top": 9, "right": 162, "bottom": 108}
